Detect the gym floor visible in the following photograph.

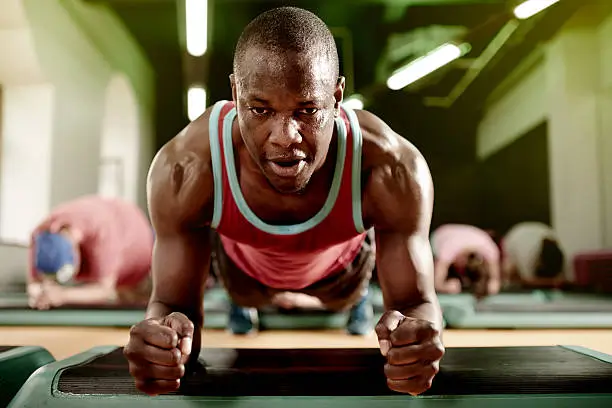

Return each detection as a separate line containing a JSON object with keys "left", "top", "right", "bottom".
{"left": 3, "top": 327, "right": 612, "bottom": 360}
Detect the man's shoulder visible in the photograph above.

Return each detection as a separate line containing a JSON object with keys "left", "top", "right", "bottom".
{"left": 148, "top": 105, "right": 221, "bottom": 225}
{"left": 354, "top": 109, "right": 433, "bottom": 232}
{"left": 353, "top": 109, "right": 424, "bottom": 173}
{"left": 152, "top": 102, "right": 227, "bottom": 182}
{"left": 164, "top": 106, "right": 218, "bottom": 160}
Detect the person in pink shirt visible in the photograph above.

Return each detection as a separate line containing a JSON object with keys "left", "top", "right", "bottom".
{"left": 27, "top": 195, "right": 154, "bottom": 309}
{"left": 430, "top": 224, "right": 501, "bottom": 297}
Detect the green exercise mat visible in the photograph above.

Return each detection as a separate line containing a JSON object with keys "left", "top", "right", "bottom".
{"left": 8, "top": 345, "right": 612, "bottom": 408}
{"left": 0, "top": 291, "right": 223, "bottom": 328}
{"left": 0, "top": 345, "right": 55, "bottom": 407}
{"left": 0, "top": 290, "right": 363, "bottom": 330}
{"left": 443, "top": 291, "right": 612, "bottom": 329}
{"left": 369, "top": 284, "right": 548, "bottom": 310}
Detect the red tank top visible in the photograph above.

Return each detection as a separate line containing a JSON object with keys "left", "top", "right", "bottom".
{"left": 209, "top": 101, "right": 367, "bottom": 289}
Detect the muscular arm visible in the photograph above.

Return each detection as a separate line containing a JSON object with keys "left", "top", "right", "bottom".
{"left": 361, "top": 113, "right": 443, "bottom": 332}
{"left": 145, "top": 118, "right": 215, "bottom": 362}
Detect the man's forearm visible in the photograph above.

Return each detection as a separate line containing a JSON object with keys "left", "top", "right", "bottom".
{"left": 401, "top": 298, "right": 444, "bottom": 333}
{"left": 146, "top": 300, "right": 203, "bottom": 323}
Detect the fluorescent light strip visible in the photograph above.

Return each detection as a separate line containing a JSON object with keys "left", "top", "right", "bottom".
{"left": 514, "top": 0, "right": 561, "bottom": 20}
{"left": 188, "top": 87, "right": 207, "bottom": 121}
{"left": 387, "top": 43, "right": 465, "bottom": 90}
{"left": 186, "top": 0, "right": 208, "bottom": 57}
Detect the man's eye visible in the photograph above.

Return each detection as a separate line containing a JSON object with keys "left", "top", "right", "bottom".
{"left": 250, "top": 107, "right": 269, "bottom": 115}
{"left": 299, "top": 108, "right": 318, "bottom": 115}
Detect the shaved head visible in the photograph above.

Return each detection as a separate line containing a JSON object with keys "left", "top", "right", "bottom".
{"left": 233, "top": 7, "right": 340, "bottom": 87}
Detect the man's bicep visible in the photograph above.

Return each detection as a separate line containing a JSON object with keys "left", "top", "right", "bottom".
{"left": 150, "top": 229, "right": 211, "bottom": 310}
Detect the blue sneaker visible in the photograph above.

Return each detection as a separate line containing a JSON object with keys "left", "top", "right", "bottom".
{"left": 227, "top": 302, "right": 259, "bottom": 335}
{"left": 347, "top": 293, "right": 374, "bottom": 335}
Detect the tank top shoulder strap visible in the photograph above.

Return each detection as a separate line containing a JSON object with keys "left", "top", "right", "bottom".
{"left": 208, "top": 100, "right": 234, "bottom": 228}
{"left": 340, "top": 105, "right": 366, "bottom": 234}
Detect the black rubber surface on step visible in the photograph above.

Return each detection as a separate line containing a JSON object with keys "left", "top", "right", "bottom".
{"left": 56, "top": 347, "right": 612, "bottom": 396}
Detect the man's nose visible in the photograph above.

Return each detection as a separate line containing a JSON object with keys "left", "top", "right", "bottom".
{"left": 269, "top": 116, "right": 302, "bottom": 147}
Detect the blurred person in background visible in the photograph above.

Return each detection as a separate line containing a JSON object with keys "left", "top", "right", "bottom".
{"left": 501, "top": 221, "right": 566, "bottom": 289}
{"left": 431, "top": 224, "right": 501, "bottom": 297}
{"left": 27, "top": 195, "right": 154, "bottom": 309}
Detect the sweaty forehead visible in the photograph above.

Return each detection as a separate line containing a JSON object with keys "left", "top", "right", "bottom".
{"left": 236, "top": 47, "right": 335, "bottom": 98}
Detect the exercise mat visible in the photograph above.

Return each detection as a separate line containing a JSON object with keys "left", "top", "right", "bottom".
{"left": 444, "top": 290, "right": 612, "bottom": 328}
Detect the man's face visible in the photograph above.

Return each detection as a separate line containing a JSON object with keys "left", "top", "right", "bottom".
{"left": 231, "top": 47, "right": 344, "bottom": 194}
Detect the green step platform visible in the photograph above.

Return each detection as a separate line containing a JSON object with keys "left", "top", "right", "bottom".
{"left": 8, "top": 345, "right": 612, "bottom": 408}
{"left": 0, "top": 345, "right": 55, "bottom": 407}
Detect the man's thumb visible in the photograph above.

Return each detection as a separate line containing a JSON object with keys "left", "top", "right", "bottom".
{"left": 374, "top": 310, "right": 405, "bottom": 357}
{"left": 163, "top": 312, "right": 195, "bottom": 356}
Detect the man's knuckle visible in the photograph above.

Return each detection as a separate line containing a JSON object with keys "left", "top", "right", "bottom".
{"left": 128, "top": 363, "right": 143, "bottom": 378}
{"left": 129, "top": 324, "right": 140, "bottom": 336}
{"left": 387, "top": 348, "right": 400, "bottom": 364}
{"left": 429, "top": 362, "right": 440, "bottom": 376}
{"left": 123, "top": 346, "right": 135, "bottom": 359}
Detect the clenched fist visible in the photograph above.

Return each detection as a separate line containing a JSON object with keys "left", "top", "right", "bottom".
{"left": 375, "top": 311, "right": 444, "bottom": 395}
{"left": 124, "top": 312, "right": 194, "bottom": 395}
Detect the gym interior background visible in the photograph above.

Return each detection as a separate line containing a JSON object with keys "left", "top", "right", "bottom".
{"left": 1, "top": 0, "right": 612, "bottom": 369}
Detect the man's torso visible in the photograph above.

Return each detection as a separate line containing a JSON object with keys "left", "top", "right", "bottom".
{"left": 208, "top": 101, "right": 367, "bottom": 289}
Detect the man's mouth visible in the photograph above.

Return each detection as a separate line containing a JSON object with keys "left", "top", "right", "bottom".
{"left": 274, "top": 159, "right": 302, "bottom": 167}
{"left": 267, "top": 158, "right": 306, "bottom": 177}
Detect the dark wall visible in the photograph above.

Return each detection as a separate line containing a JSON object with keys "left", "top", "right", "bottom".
{"left": 477, "top": 121, "right": 551, "bottom": 235}
{"left": 367, "top": 90, "right": 483, "bottom": 230}
{"left": 366, "top": 90, "right": 551, "bottom": 233}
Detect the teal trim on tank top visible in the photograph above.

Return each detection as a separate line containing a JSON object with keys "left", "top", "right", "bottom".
{"left": 221, "top": 107, "right": 347, "bottom": 235}
{"left": 342, "top": 106, "right": 365, "bottom": 234}
{"left": 208, "top": 101, "right": 226, "bottom": 228}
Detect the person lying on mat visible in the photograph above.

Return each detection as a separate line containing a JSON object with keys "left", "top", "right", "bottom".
{"left": 431, "top": 224, "right": 501, "bottom": 297}
{"left": 501, "top": 222, "right": 566, "bottom": 289}
{"left": 27, "top": 195, "right": 154, "bottom": 310}
{"left": 124, "top": 7, "right": 444, "bottom": 397}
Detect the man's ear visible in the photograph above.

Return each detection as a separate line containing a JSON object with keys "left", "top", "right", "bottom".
{"left": 334, "top": 76, "right": 346, "bottom": 111}
{"left": 230, "top": 74, "right": 237, "bottom": 102}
